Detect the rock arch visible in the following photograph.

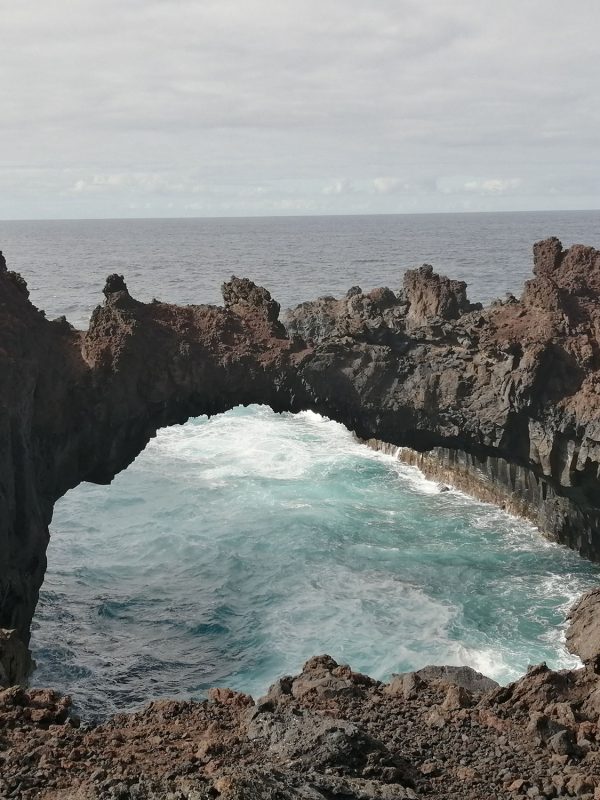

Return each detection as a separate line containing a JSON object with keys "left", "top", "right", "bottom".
{"left": 1, "top": 239, "right": 600, "bottom": 680}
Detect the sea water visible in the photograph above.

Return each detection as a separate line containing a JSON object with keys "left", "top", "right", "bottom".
{"left": 0, "top": 211, "right": 598, "bottom": 718}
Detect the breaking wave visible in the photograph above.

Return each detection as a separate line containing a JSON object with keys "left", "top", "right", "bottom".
{"left": 31, "top": 405, "right": 600, "bottom": 718}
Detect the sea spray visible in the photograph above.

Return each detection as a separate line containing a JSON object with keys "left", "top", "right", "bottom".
{"left": 31, "top": 405, "right": 600, "bottom": 717}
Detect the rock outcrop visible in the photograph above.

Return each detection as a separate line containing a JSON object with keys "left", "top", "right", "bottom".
{"left": 0, "top": 628, "right": 33, "bottom": 687}
{"left": 567, "top": 588, "right": 600, "bottom": 668}
{"left": 402, "top": 263, "right": 482, "bottom": 326}
{"left": 1, "top": 238, "right": 600, "bottom": 669}
{"left": 4, "top": 654, "right": 600, "bottom": 799}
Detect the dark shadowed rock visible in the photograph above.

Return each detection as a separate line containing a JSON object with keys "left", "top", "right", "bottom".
{"left": 6, "top": 270, "right": 29, "bottom": 297}
{"left": 548, "top": 728, "right": 577, "bottom": 756}
{"left": 566, "top": 588, "right": 600, "bottom": 667}
{"left": 0, "top": 628, "right": 33, "bottom": 686}
{"left": 103, "top": 273, "right": 129, "bottom": 297}
{"left": 2, "top": 239, "right": 600, "bottom": 657}
{"left": 282, "top": 285, "right": 408, "bottom": 346}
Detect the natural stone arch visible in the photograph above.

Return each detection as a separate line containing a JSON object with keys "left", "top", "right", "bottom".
{"left": 2, "top": 238, "right": 600, "bottom": 683}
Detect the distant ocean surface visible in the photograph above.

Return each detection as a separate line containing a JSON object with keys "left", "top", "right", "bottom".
{"left": 2, "top": 210, "right": 599, "bottom": 328}
{"left": 2, "top": 211, "right": 599, "bottom": 718}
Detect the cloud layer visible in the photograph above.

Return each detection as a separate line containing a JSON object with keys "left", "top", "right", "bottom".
{"left": 1, "top": 0, "right": 599, "bottom": 218}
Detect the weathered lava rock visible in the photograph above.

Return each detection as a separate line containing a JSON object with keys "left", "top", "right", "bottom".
{"left": 1, "top": 237, "right": 600, "bottom": 667}
{"left": 402, "top": 263, "right": 482, "bottom": 326}
{"left": 567, "top": 588, "right": 600, "bottom": 667}
{"left": 0, "top": 628, "right": 33, "bottom": 686}
{"left": 3, "top": 654, "right": 600, "bottom": 799}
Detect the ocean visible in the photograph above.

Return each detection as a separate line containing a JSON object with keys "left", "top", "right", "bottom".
{"left": 1, "top": 210, "right": 599, "bottom": 718}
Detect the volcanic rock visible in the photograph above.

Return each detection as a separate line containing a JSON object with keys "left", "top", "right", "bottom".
{"left": 1, "top": 237, "right": 600, "bottom": 664}
{"left": 0, "top": 628, "right": 33, "bottom": 686}
{"left": 2, "top": 654, "right": 600, "bottom": 799}
{"left": 566, "top": 588, "right": 600, "bottom": 667}
{"left": 402, "top": 263, "right": 481, "bottom": 326}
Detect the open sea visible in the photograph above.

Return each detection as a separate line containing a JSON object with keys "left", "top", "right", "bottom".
{"left": 1, "top": 210, "right": 599, "bottom": 718}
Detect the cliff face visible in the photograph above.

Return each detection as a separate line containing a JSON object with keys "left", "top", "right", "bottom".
{"left": 284, "top": 239, "right": 600, "bottom": 555}
{"left": 0, "top": 265, "right": 310, "bottom": 654}
{"left": 1, "top": 238, "right": 600, "bottom": 669}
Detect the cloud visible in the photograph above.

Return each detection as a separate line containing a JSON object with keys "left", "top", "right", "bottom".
{"left": 0, "top": 0, "right": 599, "bottom": 217}
{"left": 463, "top": 178, "right": 522, "bottom": 194}
{"left": 322, "top": 179, "right": 355, "bottom": 196}
{"left": 372, "top": 177, "right": 402, "bottom": 194}
{"left": 70, "top": 173, "right": 201, "bottom": 195}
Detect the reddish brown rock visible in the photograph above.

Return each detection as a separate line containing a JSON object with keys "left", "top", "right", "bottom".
{"left": 1, "top": 237, "right": 600, "bottom": 667}
{"left": 3, "top": 654, "right": 600, "bottom": 799}
{"left": 403, "top": 263, "right": 480, "bottom": 325}
{"left": 533, "top": 236, "right": 564, "bottom": 277}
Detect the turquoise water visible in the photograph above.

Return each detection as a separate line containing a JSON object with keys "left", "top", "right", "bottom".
{"left": 32, "top": 406, "right": 600, "bottom": 718}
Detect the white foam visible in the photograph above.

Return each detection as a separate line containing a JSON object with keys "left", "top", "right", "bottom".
{"left": 295, "top": 409, "right": 329, "bottom": 424}
{"left": 442, "top": 643, "right": 519, "bottom": 684}
{"left": 392, "top": 463, "right": 445, "bottom": 495}
{"left": 148, "top": 409, "right": 318, "bottom": 481}
{"left": 44, "top": 404, "right": 600, "bottom": 711}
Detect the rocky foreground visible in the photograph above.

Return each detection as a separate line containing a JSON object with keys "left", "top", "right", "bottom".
{"left": 3, "top": 652, "right": 600, "bottom": 800}
{"left": 0, "top": 594, "right": 599, "bottom": 799}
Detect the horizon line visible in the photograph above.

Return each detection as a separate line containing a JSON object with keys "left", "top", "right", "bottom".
{"left": 1, "top": 208, "right": 599, "bottom": 224}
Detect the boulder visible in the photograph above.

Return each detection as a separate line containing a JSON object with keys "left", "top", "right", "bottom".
{"left": 567, "top": 589, "right": 600, "bottom": 667}
{"left": 0, "top": 628, "right": 33, "bottom": 687}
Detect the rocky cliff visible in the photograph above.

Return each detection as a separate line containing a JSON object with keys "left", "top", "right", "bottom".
{"left": 284, "top": 240, "right": 600, "bottom": 556}
{"left": 1, "top": 237, "right": 600, "bottom": 675}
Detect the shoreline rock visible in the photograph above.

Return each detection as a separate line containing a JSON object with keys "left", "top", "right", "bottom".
{"left": 2, "top": 654, "right": 600, "bottom": 799}
{"left": 362, "top": 439, "right": 583, "bottom": 547}
{"left": 0, "top": 628, "right": 33, "bottom": 686}
{"left": 567, "top": 589, "right": 600, "bottom": 668}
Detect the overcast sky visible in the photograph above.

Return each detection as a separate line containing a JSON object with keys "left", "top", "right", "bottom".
{"left": 1, "top": 0, "right": 599, "bottom": 219}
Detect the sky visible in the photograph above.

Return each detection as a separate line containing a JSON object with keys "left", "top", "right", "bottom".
{"left": 1, "top": 0, "right": 599, "bottom": 219}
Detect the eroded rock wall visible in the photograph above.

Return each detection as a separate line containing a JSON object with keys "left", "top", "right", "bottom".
{"left": 365, "top": 441, "right": 600, "bottom": 560}
{"left": 1, "top": 238, "right": 600, "bottom": 667}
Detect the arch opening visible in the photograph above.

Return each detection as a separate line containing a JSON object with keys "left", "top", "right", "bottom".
{"left": 30, "top": 406, "right": 600, "bottom": 718}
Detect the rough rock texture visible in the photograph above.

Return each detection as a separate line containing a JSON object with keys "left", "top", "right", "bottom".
{"left": 402, "top": 264, "right": 482, "bottom": 326}
{"left": 284, "top": 239, "right": 600, "bottom": 563}
{"left": 282, "top": 284, "right": 408, "bottom": 346}
{"left": 4, "top": 655, "right": 600, "bottom": 799}
{"left": 282, "top": 263, "right": 481, "bottom": 343}
{"left": 0, "top": 628, "right": 33, "bottom": 687}
{"left": 567, "top": 589, "right": 600, "bottom": 667}
{"left": 408, "top": 664, "right": 500, "bottom": 693}
{"left": 2, "top": 238, "right": 600, "bottom": 663}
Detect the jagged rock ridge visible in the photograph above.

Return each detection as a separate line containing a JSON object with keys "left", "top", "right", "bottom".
{"left": 1, "top": 238, "right": 600, "bottom": 671}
